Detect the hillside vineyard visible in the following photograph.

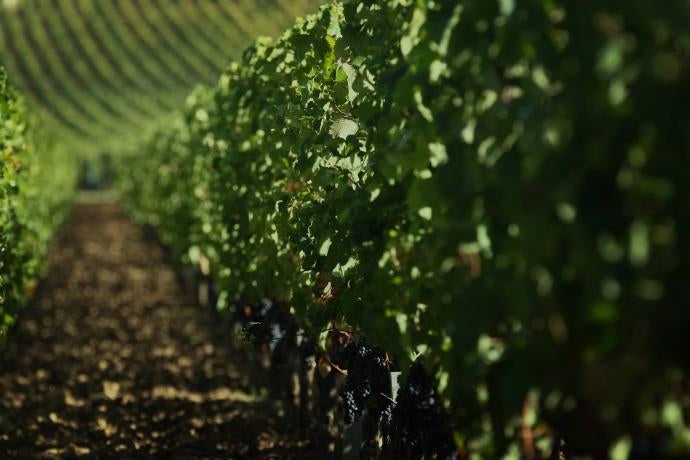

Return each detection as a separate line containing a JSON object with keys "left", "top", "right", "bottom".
{"left": 0, "top": 0, "right": 318, "bottom": 155}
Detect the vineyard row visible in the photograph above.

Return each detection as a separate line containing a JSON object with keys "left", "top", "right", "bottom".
{"left": 0, "top": 68, "right": 76, "bottom": 348}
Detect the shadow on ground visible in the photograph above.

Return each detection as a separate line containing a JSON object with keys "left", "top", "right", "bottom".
{"left": 0, "top": 200, "right": 311, "bottom": 458}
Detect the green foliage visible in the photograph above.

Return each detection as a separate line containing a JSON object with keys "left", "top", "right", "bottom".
{"left": 0, "top": 66, "right": 77, "bottom": 347}
{"left": 119, "top": 0, "right": 690, "bottom": 456}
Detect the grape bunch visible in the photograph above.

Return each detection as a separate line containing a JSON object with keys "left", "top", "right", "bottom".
{"left": 380, "top": 403, "right": 393, "bottom": 424}
{"left": 335, "top": 340, "right": 396, "bottom": 425}
{"left": 386, "top": 362, "right": 458, "bottom": 459}
{"left": 340, "top": 388, "right": 359, "bottom": 424}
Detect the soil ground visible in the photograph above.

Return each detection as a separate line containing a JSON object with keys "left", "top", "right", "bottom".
{"left": 0, "top": 199, "right": 311, "bottom": 459}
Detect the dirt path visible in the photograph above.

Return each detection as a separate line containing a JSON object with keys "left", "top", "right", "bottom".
{"left": 0, "top": 201, "right": 306, "bottom": 458}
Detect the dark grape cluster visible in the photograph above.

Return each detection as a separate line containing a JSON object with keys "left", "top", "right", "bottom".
{"left": 380, "top": 403, "right": 393, "bottom": 424}
{"left": 386, "top": 362, "right": 458, "bottom": 460}
{"left": 340, "top": 388, "right": 359, "bottom": 425}
{"left": 334, "top": 340, "right": 396, "bottom": 425}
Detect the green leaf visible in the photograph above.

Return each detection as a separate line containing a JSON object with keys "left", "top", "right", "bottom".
{"left": 327, "top": 2, "right": 344, "bottom": 39}
{"left": 338, "top": 62, "right": 358, "bottom": 103}
{"left": 414, "top": 89, "right": 433, "bottom": 122}
{"left": 329, "top": 118, "right": 359, "bottom": 140}
{"left": 429, "top": 60, "right": 447, "bottom": 83}
{"left": 418, "top": 206, "right": 433, "bottom": 221}
{"left": 429, "top": 142, "right": 448, "bottom": 167}
{"left": 319, "top": 238, "right": 332, "bottom": 256}
{"left": 3, "top": 313, "right": 15, "bottom": 327}
{"left": 333, "top": 257, "right": 357, "bottom": 278}
{"left": 401, "top": 7, "right": 426, "bottom": 58}
{"left": 609, "top": 436, "right": 632, "bottom": 460}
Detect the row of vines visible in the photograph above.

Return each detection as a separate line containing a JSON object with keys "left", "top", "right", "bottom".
{"left": 0, "top": 0, "right": 318, "bottom": 155}
{"left": 0, "top": 67, "right": 77, "bottom": 348}
{"left": 118, "top": 0, "right": 690, "bottom": 457}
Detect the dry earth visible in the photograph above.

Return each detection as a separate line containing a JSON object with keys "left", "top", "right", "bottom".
{"left": 0, "top": 201, "right": 311, "bottom": 459}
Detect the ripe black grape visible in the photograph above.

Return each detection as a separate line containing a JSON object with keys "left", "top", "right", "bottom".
{"left": 386, "top": 362, "right": 458, "bottom": 459}
{"left": 335, "top": 340, "right": 396, "bottom": 425}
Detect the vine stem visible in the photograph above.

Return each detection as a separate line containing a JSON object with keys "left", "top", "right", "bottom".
{"left": 326, "top": 357, "right": 348, "bottom": 376}
{"left": 379, "top": 392, "right": 397, "bottom": 405}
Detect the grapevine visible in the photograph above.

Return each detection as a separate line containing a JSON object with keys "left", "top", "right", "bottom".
{"left": 115, "top": 0, "right": 690, "bottom": 456}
